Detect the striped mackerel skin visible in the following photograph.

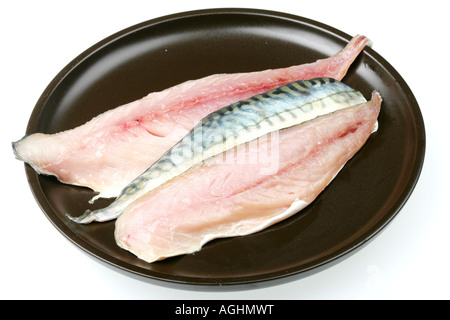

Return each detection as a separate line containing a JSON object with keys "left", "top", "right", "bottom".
{"left": 67, "top": 78, "right": 367, "bottom": 224}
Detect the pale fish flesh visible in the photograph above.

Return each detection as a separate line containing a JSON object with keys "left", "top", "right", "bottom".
{"left": 114, "top": 91, "right": 382, "bottom": 263}
{"left": 13, "top": 35, "right": 371, "bottom": 200}
{"left": 67, "top": 78, "right": 368, "bottom": 224}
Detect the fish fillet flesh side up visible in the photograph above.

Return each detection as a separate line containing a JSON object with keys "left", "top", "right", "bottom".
{"left": 115, "top": 92, "right": 382, "bottom": 263}
{"left": 12, "top": 35, "right": 370, "bottom": 199}
{"left": 67, "top": 78, "right": 368, "bottom": 224}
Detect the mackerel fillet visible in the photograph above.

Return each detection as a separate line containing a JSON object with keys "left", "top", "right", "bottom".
{"left": 13, "top": 35, "right": 370, "bottom": 199}
{"left": 67, "top": 78, "right": 368, "bottom": 224}
{"left": 114, "top": 91, "right": 382, "bottom": 263}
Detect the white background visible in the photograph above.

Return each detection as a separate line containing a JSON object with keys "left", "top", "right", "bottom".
{"left": 1, "top": 0, "right": 449, "bottom": 300}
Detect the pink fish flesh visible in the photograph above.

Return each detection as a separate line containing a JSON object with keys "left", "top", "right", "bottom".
{"left": 114, "top": 91, "right": 382, "bottom": 263}
{"left": 13, "top": 35, "right": 370, "bottom": 200}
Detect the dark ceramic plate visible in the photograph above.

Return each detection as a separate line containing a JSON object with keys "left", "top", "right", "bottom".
{"left": 23, "top": 8, "right": 425, "bottom": 288}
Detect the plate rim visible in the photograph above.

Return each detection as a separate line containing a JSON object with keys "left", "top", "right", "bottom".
{"left": 23, "top": 7, "right": 426, "bottom": 288}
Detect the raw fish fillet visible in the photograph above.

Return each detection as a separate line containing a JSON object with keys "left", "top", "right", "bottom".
{"left": 67, "top": 78, "right": 368, "bottom": 224}
{"left": 115, "top": 91, "right": 382, "bottom": 263}
{"left": 12, "top": 35, "right": 370, "bottom": 199}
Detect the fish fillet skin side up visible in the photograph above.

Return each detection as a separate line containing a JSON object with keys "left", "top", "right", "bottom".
{"left": 12, "top": 35, "right": 370, "bottom": 200}
{"left": 67, "top": 78, "right": 368, "bottom": 224}
{"left": 115, "top": 92, "right": 382, "bottom": 263}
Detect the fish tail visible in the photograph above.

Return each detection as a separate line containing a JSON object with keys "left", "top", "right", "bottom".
{"left": 331, "top": 35, "right": 372, "bottom": 81}
{"left": 350, "top": 34, "right": 372, "bottom": 50}
{"left": 341, "top": 35, "right": 372, "bottom": 58}
{"left": 66, "top": 206, "right": 122, "bottom": 224}
{"left": 66, "top": 210, "right": 96, "bottom": 224}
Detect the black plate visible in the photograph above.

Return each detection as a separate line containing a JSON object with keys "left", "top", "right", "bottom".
{"left": 23, "top": 8, "right": 425, "bottom": 287}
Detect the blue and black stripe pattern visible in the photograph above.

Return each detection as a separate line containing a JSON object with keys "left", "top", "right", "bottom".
{"left": 195, "top": 78, "right": 364, "bottom": 151}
